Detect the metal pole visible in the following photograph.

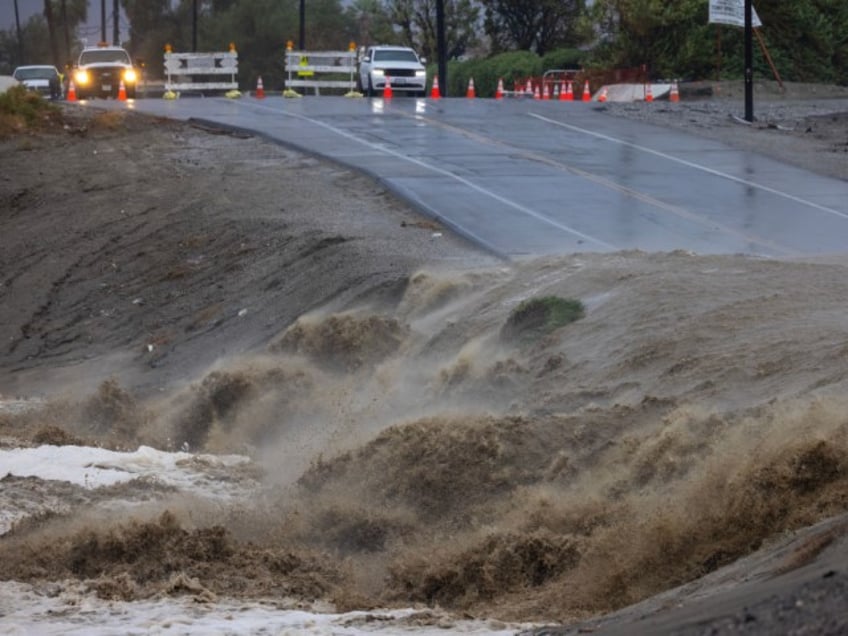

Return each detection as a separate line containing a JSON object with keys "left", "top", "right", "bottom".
{"left": 192, "top": 0, "right": 198, "bottom": 52}
{"left": 744, "top": 0, "right": 753, "bottom": 122}
{"left": 101, "top": 0, "right": 106, "bottom": 43}
{"left": 436, "top": 0, "right": 446, "bottom": 95}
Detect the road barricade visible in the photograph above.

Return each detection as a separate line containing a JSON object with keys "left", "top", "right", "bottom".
{"left": 164, "top": 49, "right": 238, "bottom": 94}
{"left": 284, "top": 48, "right": 357, "bottom": 95}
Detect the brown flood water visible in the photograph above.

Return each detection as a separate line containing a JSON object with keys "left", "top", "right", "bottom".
{"left": 4, "top": 251, "right": 848, "bottom": 624}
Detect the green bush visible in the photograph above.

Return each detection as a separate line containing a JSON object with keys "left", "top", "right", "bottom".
{"left": 0, "top": 85, "right": 60, "bottom": 136}
{"left": 500, "top": 296, "right": 585, "bottom": 343}
{"left": 540, "top": 48, "right": 586, "bottom": 72}
{"left": 0, "top": 85, "right": 50, "bottom": 122}
{"left": 434, "top": 51, "right": 542, "bottom": 98}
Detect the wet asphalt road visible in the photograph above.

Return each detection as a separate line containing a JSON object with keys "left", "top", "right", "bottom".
{"left": 98, "top": 95, "right": 848, "bottom": 259}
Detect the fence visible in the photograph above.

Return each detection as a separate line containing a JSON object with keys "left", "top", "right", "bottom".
{"left": 284, "top": 49, "right": 357, "bottom": 95}
{"left": 164, "top": 51, "right": 238, "bottom": 93}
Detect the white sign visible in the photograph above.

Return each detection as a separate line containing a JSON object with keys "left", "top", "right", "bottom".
{"left": 709, "top": 0, "right": 762, "bottom": 27}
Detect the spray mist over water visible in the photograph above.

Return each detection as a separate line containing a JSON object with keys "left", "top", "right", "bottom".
{"left": 4, "top": 251, "right": 848, "bottom": 622}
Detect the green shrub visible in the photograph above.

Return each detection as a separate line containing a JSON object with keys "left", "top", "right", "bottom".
{"left": 540, "top": 48, "right": 586, "bottom": 72}
{"left": 433, "top": 51, "right": 542, "bottom": 98}
{"left": 500, "top": 296, "right": 585, "bottom": 343}
{"left": 0, "top": 85, "right": 60, "bottom": 136}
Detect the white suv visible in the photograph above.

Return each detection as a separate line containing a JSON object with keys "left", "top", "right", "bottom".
{"left": 357, "top": 46, "right": 427, "bottom": 97}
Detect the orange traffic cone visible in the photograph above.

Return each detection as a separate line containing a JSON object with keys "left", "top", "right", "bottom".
{"left": 553, "top": 83, "right": 560, "bottom": 100}
{"left": 533, "top": 84, "right": 541, "bottom": 100}
{"left": 525, "top": 79, "right": 533, "bottom": 96}
{"left": 495, "top": 78, "right": 504, "bottom": 100}
{"left": 581, "top": 80, "right": 591, "bottom": 102}
{"left": 669, "top": 81, "right": 679, "bottom": 103}
{"left": 66, "top": 80, "right": 77, "bottom": 102}
{"left": 645, "top": 83, "right": 654, "bottom": 102}
{"left": 118, "top": 79, "right": 127, "bottom": 101}
{"left": 542, "top": 82, "right": 550, "bottom": 100}
{"left": 255, "top": 76, "right": 265, "bottom": 98}
{"left": 466, "top": 77, "right": 476, "bottom": 99}
{"left": 561, "top": 80, "right": 573, "bottom": 101}
{"left": 430, "top": 75, "right": 441, "bottom": 99}
{"left": 598, "top": 87, "right": 608, "bottom": 102}
{"left": 383, "top": 75, "right": 393, "bottom": 99}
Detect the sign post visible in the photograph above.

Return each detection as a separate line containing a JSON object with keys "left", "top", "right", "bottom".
{"left": 708, "top": 0, "right": 761, "bottom": 122}
{"left": 744, "top": 0, "right": 753, "bottom": 122}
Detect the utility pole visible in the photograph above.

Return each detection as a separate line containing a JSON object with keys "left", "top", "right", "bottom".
{"left": 436, "top": 0, "right": 446, "bottom": 95}
{"left": 192, "top": 0, "right": 198, "bottom": 52}
{"left": 113, "top": 0, "right": 119, "bottom": 45}
{"left": 744, "top": 0, "right": 754, "bottom": 122}
{"left": 299, "top": 0, "right": 305, "bottom": 50}
{"left": 101, "top": 0, "right": 106, "bottom": 43}
{"left": 14, "top": 0, "right": 24, "bottom": 65}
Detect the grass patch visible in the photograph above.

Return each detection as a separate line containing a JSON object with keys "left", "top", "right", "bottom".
{"left": 0, "top": 85, "right": 61, "bottom": 137}
{"left": 501, "top": 295, "right": 585, "bottom": 343}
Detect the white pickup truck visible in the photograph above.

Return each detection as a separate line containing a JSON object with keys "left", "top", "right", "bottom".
{"left": 357, "top": 45, "right": 427, "bottom": 97}
{"left": 72, "top": 44, "right": 139, "bottom": 99}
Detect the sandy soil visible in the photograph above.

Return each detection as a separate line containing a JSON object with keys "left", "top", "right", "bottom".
{"left": 2, "top": 85, "right": 848, "bottom": 634}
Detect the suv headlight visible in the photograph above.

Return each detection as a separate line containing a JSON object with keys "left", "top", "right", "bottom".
{"left": 415, "top": 70, "right": 426, "bottom": 78}
{"left": 123, "top": 68, "right": 138, "bottom": 83}
{"left": 371, "top": 69, "right": 385, "bottom": 77}
{"left": 74, "top": 69, "right": 89, "bottom": 85}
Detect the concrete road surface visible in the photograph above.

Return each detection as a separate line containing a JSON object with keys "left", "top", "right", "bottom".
{"left": 95, "top": 96, "right": 848, "bottom": 259}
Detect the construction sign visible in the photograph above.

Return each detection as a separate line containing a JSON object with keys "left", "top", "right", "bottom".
{"left": 708, "top": 0, "right": 762, "bottom": 27}
{"left": 297, "top": 56, "right": 314, "bottom": 77}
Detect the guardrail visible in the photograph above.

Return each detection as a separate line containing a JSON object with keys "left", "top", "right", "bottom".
{"left": 284, "top": 49, "right": 356, "bottom": 95}
{"left": 164, "top": 51, "right": 238, "bottom": 93}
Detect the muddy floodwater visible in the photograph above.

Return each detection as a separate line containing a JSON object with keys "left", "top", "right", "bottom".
{"left": 3, "top": 101, "right": 848, "bottom": 634}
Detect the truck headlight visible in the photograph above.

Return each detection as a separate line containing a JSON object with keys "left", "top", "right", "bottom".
{"left": 74, "top": 69, "right": 89, "bottom": 85}
{"left": 372, "top": 69, "right": 385, "bottom": 77}
{"left": 123, "top": 68, "right": 138, "bottom": 83}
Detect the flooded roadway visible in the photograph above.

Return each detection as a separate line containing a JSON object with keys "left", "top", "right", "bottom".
{"left": 103, "top": 96, "right": 848, "bottom": 258}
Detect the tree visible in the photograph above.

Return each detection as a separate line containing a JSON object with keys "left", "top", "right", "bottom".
{"left": 0, "top": 15, "right": 51, "bottom": 71}
{"left": 345, "top": 0, "right": 398, "bottom": 48}
{"left": 482, "top": 0, "right": 589, "bottom": 55}
{"left": 199, "top": 0, "right": 352, "bottom": 89}
{"left": 589, "top": 0, "right": 848, "bottom": 84}
{"left": 121, "top": 0, "right": 175, "bottom": 77}
{"left": 385, "top": 0, "right": 481, "bottom": 60}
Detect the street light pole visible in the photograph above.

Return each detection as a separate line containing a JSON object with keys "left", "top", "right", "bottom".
{"left": 744, "top": 0, "right": 753, "bottom": 122}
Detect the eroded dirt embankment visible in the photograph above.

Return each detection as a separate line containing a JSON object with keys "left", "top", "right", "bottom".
{"left": 3, "top": 103, "right": 848, "bottom": 628}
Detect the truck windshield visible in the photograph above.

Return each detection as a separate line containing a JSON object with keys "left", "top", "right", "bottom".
{"left": 79, "top": 49, "right": 131, "bottom": 65}
{"left": 14, "top": 67, "right": 57, "bottom": 80}
{"left": 373, "top": 50, "right": 418, "bottom": 63}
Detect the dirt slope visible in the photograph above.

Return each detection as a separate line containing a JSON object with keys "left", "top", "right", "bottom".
{"left": 2, "top": 92, "right": 848, "bottom": 634}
